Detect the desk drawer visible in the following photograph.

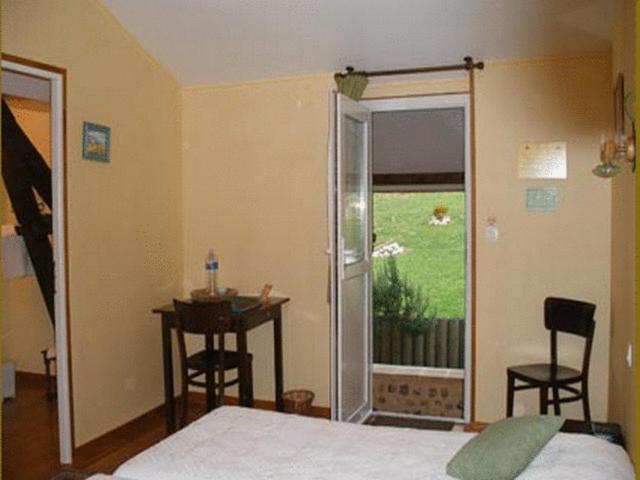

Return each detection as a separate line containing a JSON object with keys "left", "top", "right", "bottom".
{"left": 237, "top": 306, "right": 280, "bottom": 330}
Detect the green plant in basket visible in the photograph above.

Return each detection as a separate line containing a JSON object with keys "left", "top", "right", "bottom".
{"left": 433, "top": 205, "right": 449, "bottom": 220}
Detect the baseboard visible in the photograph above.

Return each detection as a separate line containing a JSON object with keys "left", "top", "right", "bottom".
{"left": 74, "top": 393, "right": 331, "bottom": 462}
{"left": 73, "top": 403, "right": 166, "bottom": 467}
{"left": 191, "top": 391, "right": 331, "bottom": 419}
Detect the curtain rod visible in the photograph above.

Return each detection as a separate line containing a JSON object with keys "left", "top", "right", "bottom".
{"left": 334, "top": 56, "right": 484, "bottom": 79}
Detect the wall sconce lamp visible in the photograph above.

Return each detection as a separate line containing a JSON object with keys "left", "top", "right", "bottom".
{"left": 593, "top": 74, "right": 636, "bottom": 178}
{"left": 592, "top": 127, "right": 636, "bottom": 178}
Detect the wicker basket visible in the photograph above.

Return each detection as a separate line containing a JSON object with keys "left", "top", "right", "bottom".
{"left": 282, "top": 389, "right": 315, "bottom": 416}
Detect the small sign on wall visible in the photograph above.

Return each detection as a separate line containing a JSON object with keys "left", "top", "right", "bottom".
{"left": 518, "top": 142, "right": 567, "bottom": 179}
{"left": 526, "top": 187, "right": 558, "bottom": 212}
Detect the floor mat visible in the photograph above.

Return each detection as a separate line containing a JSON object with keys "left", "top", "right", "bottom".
{"left": 366, "top": 414, "right": 454, "bottom": 430}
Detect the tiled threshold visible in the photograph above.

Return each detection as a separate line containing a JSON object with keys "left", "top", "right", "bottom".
{"left": 373, "top": 363, "right": 464, "bottom": 379}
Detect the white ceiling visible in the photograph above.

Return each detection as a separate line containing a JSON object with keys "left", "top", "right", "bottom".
{"left": 100, "top": 0, "right": 613, "bottom": 86}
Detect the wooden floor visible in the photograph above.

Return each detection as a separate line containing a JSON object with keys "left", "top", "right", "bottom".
{"left": 3, "top": 374, "right": 203, "bottom": 480}
{"left": 3, "top": 373, "right": 62, "bottom": 480}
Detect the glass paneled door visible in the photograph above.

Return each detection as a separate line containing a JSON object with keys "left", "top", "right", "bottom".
{"left": 330, "top": 93, "right": 372, "bottom": 423}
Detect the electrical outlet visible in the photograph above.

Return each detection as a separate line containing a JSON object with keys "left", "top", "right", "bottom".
{"left": 626, "top": 344, "right": 633, "bottom": 368}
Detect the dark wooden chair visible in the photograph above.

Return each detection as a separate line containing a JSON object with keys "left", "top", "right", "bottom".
{"left": 506, "top": 297, "right": 596, "bottom": 423}
{"left": 173, "top": 299, "right": 253, "bottom": 428}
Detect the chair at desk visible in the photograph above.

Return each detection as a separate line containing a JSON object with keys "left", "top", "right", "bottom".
{"left": 506, "top": 297, "right": 596, "bottom": 423}
{"left": 173, "top": 299, "right": 253, "bottom": 428}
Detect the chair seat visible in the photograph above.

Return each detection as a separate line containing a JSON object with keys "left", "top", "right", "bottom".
{"left": 508, "top": 363, "right": 582, "bottom": 384}
{"left": 187, "top": 350, "right": 251, "bottom": 372}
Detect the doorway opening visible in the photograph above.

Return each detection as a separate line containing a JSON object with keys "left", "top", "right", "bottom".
{"left": 1, "top": 56, "right": 72, "bottom": 470}
{"left": 365, "top": 95, "right": 471, "bottom": 423}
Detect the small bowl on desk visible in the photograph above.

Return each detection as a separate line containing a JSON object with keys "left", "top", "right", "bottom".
{"left": 190, "top": 287, "right": 238, "bottom": 302}
{"left": 216, "top": 287, "right": 239, "bottom": 298}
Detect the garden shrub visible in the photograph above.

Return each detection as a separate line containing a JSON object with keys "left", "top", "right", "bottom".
{"left": 373, "top": 256, "right": 430, "bottom": 333}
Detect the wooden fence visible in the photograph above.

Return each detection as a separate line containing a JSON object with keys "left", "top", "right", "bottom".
{"left": 373, "top": 318, "right": 465, "bottom": 368}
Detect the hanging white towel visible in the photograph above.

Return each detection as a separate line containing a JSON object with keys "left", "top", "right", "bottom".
{"left": 2, "top": 224, "right": 35, "bottom": 279}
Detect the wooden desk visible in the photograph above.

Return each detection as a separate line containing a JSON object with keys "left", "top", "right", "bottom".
{"left": 153, "top": 297, "right": 290, "bottom": 434}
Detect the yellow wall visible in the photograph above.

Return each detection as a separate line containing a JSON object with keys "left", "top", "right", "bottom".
{"left": 475, "top": 55, "right": 611, "bottom": 421}
{"left": 3, "top": 97, "right": 51, "bottom": 163}
{"left": 182, "top": 55, "right": 612, "bottom": 422}
{"left": 2, "top": 276, "right": 53, "bottom": 373}
{"left": 182, "top": 75, "right": 334, "bottom": 404}
{"left": 3, "top": 0, "right": 183, "bottom": 446}
{"left": 2, "top": 97, "right": 54, "bottom": 373}
{"left": 1, "top": 97, "right": 51, "bottom": 224}
{"left": 609, "top": 0, "right": 637, "bottom": 462}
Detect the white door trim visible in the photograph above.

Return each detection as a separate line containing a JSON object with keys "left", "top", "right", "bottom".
{"left": 2, "top": 59, "right": 73, "bottom": 464}
{"left": 362, "top": 94, "right": 473, "bottom": 423}
{"left": 330, "top": 92, "right": 373, "bottom": 423}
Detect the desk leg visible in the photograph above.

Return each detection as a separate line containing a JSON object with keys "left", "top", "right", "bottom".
{"left": 205, "top": 335, "right": 215, "bottom": 411}
{"left": 236, "top": 330, "right": 253, "bottom": 407}
{"left": 274, "top": 311, "right": 284, "bottom": 412}
{"left": 161, "top": 316, "right": 176, "bottom": 434}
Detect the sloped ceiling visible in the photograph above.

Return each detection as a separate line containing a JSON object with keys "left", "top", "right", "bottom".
{"left": 100, "top": 0, "right": 613, "bottom": 86}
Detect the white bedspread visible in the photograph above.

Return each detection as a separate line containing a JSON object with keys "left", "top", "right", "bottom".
{"left": 109, "top": 407, "right": 634, "bottom": 480}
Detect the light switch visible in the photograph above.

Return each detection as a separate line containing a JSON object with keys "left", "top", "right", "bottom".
{"left": 485, "top": 216, "right": 498, "bottom": 242}
{"left": 485, "top": 225, "right": 499, "bottom": 242}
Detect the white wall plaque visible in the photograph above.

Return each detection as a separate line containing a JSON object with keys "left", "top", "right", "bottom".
{"left": 518, "top": 141, "right": 567, "bottom": 179}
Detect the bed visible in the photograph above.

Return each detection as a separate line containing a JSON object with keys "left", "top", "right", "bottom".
{"left": 92, "top": 406, "right": 634, "bottom": 480}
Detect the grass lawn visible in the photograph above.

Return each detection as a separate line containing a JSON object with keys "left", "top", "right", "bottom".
{"left": 373, "top": 191, "right": 465, "bottom": 319}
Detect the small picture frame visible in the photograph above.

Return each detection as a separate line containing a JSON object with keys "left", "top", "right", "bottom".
{"left": 82, "top": 122, "right": 110, "bottom": 162}
{"left": 526, "top": 187, "right": 558, "bottom": 212}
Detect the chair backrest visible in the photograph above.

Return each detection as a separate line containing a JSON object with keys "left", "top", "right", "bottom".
{"left": 544, "top": 297, "right": 596, "bottom": 337}
{"left": 173, "top": 299, "right": 233, "bottom": 336}
{"left": 173, "top": 299, "right": 232, "bottom": 427}
{"left": 544, "top": 297, "right": 596, "bottom": 374}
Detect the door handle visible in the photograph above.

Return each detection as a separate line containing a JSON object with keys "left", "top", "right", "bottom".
{"left": 339, "top": 237, "right": 345, "bottom": 280}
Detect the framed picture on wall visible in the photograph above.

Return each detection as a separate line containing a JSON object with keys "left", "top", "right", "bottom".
{"left": 82, "top": 122, "right": 110, "bottom": 162}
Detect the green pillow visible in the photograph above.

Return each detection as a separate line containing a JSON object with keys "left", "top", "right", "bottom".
{"left": 447, "top": 415, "right": 565, "bottom": 480}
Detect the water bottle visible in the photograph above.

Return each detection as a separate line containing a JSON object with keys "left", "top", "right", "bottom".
{"left": 205, "top": 248, "right": 219, "bottom": 295}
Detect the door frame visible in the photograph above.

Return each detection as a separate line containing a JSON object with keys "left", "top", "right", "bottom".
{"left": 362, "top": 94, "right": 474, "bottom": 423}
{"left": 2, "top": 54, "right": 73, "bottom": 463}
